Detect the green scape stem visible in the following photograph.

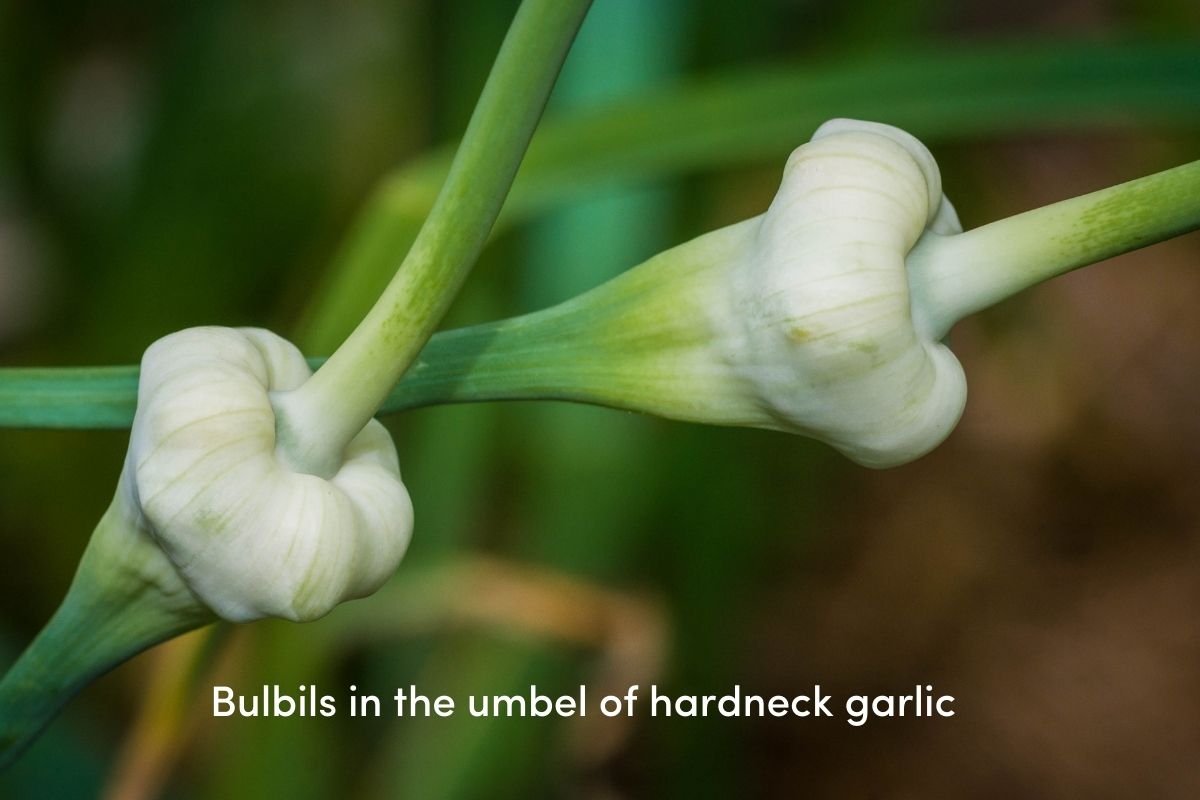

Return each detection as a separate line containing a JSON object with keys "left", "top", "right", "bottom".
{"left": 390, "top": 220, "right": 759, "bottom": 424}
{"left": 0, "top": 496, "right": 212, "bottom": 768}
{"left": 273, "top": 0, "right": 591, "bottom": 478}
{"left": 908, "top": 158, "right": 1200, "bottom": 340}
{"left": 0, "top": 366, "right": 139, "bottom": 428}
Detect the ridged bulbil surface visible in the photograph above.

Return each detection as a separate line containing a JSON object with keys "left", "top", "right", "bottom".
{"left": 125, "top": 327, "right": 413, "bottom": 622}
{"left": 727, "top": 118, "right": 967, "bottom": 468}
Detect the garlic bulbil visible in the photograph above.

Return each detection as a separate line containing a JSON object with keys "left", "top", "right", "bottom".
{"left": 128, "top": 326, "right": 413, "bottom": 622}
{"left": 385, "top": 118, "right": 971, "bottom": 468}
{"left": 1, "top": 325, "right": 415, "bottom": 767}
{"left": 720, "top": 118, "right": 967, "bottom": 467}
{"left": 2, "top": 0, "right": 584, "bottom": 767}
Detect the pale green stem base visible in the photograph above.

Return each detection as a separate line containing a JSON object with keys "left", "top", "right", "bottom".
{"left": 908, "top": 158, "right": 1200, "bottom": 340}
{"left": 0, "top": 491, "right": 211, "bottom": 769}
{"left": 393, "top": 219, "right": 763, "bottom": 426}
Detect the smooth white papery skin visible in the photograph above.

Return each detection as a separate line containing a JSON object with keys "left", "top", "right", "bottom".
{"left": 124, "top": 327, "right": 413, "bottom": 622}
{"left": 727, "top": 118, "right": 967, "bottom": 468}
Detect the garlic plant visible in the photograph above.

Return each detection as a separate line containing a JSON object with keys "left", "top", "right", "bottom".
{"left": 361, "top": 119, "right": 1197, "bottom": 467}
{"left": 2, "top": 0, "right": 1199, "bottom": 769}
{"left": 490, "top": 114, "right": 973, "bottom": 468}
{"left": 0, "top": 0, "right": 592, "bottom": 767}
{"left": 0, "top": 329, "right": 416, "bottom": 760}
{"left": 3, "top": 121, "right": 1197, "bottom": 463}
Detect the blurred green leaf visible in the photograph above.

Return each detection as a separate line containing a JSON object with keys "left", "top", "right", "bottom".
{"left": 303, "top": 40, "right": 1200, "bottom": 352}
{"left": 5, "top": 41, "right": 1200, "bottom": 431}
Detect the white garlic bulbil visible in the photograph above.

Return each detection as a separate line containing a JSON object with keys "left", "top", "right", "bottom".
{"left": 722, "top": 118, "right": 968, "bottom": 468}
{"left": 124, "top": 327, "right": 413, "bottom": 622}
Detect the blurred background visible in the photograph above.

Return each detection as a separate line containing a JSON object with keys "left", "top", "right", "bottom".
{"left": 2, "top": 0, "right": 1200, "bottom": 797}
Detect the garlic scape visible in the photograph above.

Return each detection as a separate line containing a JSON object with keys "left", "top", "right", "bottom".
{"left": 0, "top": 491, "right": 209, "bottom": 764}
{"left": 392, "top": 117, "right": 973, "bottom": 467}
{"left": 0, "top": 0, "right": 590, "bottom": 768}
{"left": 0, "top": 328, "right": 415, "bottom": 765}
{"left": 367, "top": 119, "right": 1197, "bottom": 467}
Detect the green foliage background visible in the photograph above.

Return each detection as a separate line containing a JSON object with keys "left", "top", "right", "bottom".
{"left": 1, "top": 0, "right": 1199, "bottom": 797}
